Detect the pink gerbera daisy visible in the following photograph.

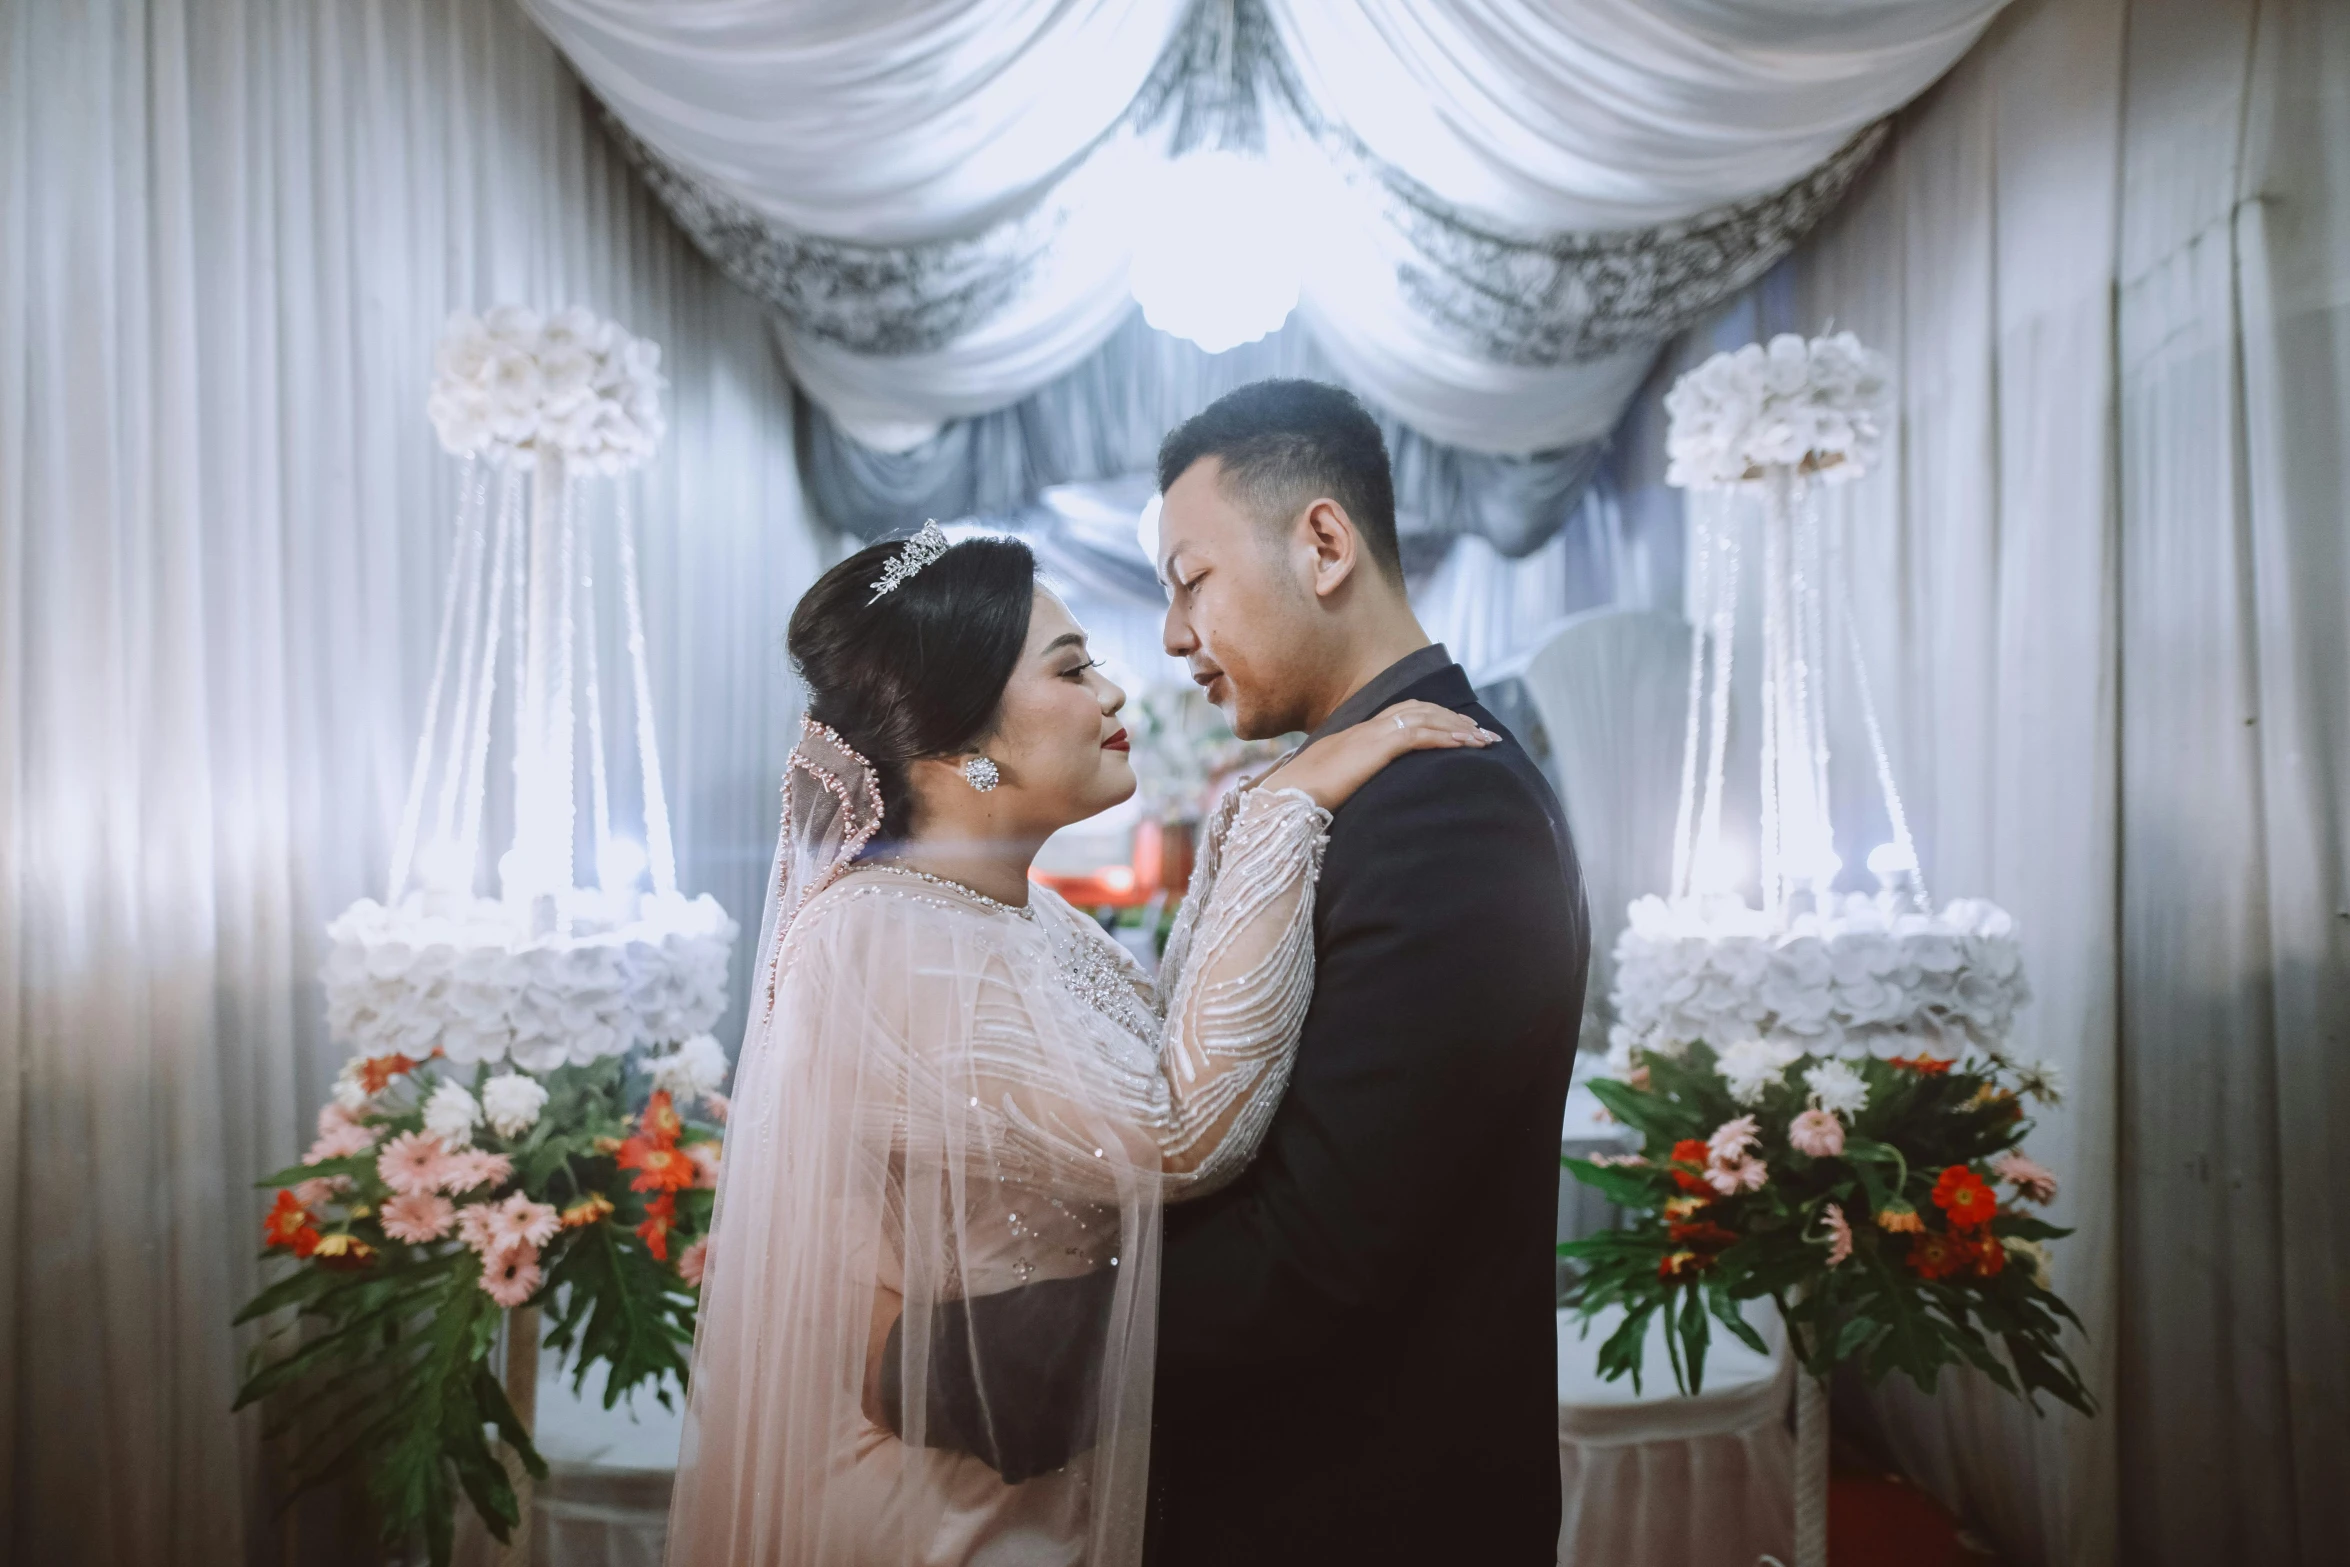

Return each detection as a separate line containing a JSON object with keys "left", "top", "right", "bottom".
{"left": 687, "top": 1142, "right": 722, "bottom": 1190}
{"left": 480, "top": 1245, "right": 543, "bottom": 1308}
{"left": 379, "top": 1191, "right": 458, "bottom": 1244}
{"left": 306, "top": 1120, "right": 378, "bottom": 1165}
{"left": 1704, "top": 1153, "right": 1769, "bottom": 1196}
{"left": 1993, "top": 1150, "right": 2059, "bottom": 1204}
{"left": 1788, "top": 1107, "right": 1846, "bottom": 1159}
{"left": 1822, "top": 1202, "right": 1854, "bottom": 1267}
{"left": 376, "top": 1131, "right": 451, "bottom": 1196}
{"left": 1706, "top": 1115, "right": 1760, "bottom": 1163}
{"left": 704, "top": 1091, "right": 730, "bottom": 1126}
{"left": 677, "top": 1236, "right": 710, "bottom": 1288}
{"left": 318, "top": 1101, "right": 366, "bottom": 1136}
{"left": 290, "top": 1176, "right": 349, "bottom": 1214}
{"left": 438, "top": 1148, "right": 513, "bottom": 1195}
{"left": 481, "top": 1192, "right": 560, "bottom": 1257}
{"left": 456, "top": 1201, "right": 500, "bottom": 1257}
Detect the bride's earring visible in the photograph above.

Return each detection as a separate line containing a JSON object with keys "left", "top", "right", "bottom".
{"left": 962, "top": 755, "right": 1000, "bottom": 793}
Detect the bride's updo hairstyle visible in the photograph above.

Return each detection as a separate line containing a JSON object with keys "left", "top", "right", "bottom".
{"left": 786, "top": 532, "right": 1038, "bottom": 844}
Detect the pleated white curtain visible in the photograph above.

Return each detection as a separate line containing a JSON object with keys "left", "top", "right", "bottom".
{"left": 525, "top": 0, "right": 2006, "bottom": 453}
{"left": 1738, "top": 0, "right": 2350, "bottom": 1560}
{"left": 0, "top": 3, "right": 819, "bottom": 1563}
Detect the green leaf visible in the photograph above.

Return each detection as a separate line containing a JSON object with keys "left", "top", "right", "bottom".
{"left": 1677, "top": 1290, "right": 1712, "bottom": 1395}
{"left": 1560, "top": 1156, "right": 1670, "bottom": 1206}
{"left": 1707, "top": 1286, "right": 1770, "bottom": 1356}
{"left": 233, "top": 1261, "right": 342, "bottom": 1325}
{"left": 1594, "top": 1303, "right": 1657, "bottom": 1396}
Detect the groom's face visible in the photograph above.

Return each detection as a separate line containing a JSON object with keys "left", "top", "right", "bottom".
{"left": 1157, "top": 459, "right": 1318, "bottom": 740}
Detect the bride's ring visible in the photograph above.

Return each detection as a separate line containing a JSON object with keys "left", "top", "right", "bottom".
{"left": 1393, "top": 713, "right": 1407, "bottom": 730}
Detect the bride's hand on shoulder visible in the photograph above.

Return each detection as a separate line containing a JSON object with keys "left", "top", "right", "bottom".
{"left": 1265, "top": 700, "right": 1499, "bottom": 813}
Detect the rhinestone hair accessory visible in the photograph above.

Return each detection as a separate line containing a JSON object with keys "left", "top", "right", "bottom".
{"left": 867, "top": 520, "right": 951, "bottom": 604}
{"left": 963, "top": 756, "right": 1000, "bottom": 793}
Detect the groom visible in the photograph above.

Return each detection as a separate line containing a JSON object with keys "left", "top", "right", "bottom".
{"left": 894, "top": 380, "right": 1588, "bottom": 1564}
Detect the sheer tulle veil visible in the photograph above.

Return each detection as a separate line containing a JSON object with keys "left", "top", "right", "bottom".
{"left": 663, "top": 717, "right": 1166, "bottom": 1566}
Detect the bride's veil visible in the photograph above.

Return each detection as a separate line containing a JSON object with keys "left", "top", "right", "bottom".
{"left": 663, "top": 717, "right": 1165, "bottom": 1566}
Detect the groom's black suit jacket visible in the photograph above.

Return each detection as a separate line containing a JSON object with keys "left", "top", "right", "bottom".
{"left": 887, "top": 660, "right": 1588, "bottom": 1564}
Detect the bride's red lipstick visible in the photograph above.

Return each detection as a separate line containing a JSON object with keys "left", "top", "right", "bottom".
{"left": 1103, "top": 728, "right": 1130, "bottom": 752}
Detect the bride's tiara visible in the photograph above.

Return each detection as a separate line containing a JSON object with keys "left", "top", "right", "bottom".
{"left": 867, "top": 520, "right": 951, "bottom": 604}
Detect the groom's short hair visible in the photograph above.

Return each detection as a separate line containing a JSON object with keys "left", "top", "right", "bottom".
{"left": 1156, "top": 380, "right": 1402, "bottom": 582}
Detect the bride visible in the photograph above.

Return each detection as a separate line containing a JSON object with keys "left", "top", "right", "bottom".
{"left": 663, "top": 526, "right": 1492, "bottom": 1567}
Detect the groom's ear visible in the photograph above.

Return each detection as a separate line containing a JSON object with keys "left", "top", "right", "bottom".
{"left": 1299, "top": 497, "right": 1366, "bottom": 601}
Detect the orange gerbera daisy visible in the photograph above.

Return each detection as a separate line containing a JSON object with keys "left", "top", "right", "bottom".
{"left": 639, "top": 1089, "right": 684, "bottom": 1145}
{"left": 357, "top": 1052, "right": 423, "bottom": 1095}
{"left": 1932, "top": 1165, "right": 1998, "bottom": 1230}
{"left": 310, "top": 1232, "right": 378, "bottom": 1270}
{"left": 1887, "top": 1054, "right": 1953, "bottom": 1076}
{"left": 1657, "top": 1248, "right": 1709, "bottom": 1280}
{"left": 1876, "top": 1204, "right": 1924, "bottom": 1233}
{"left": 616, "top": 1136, "right": 697, "bottom": 1193}
{"left": 263, "top": 1189, "right": 320, "bottom": 1258}
{"left": 560, "top": 1193, "right": 617, "bottom": 1229}
{"left": 1668, "top": 1218, "right": 1739, "bottom": 1251}
{"left": 1906, "top": 1231, "right": 1968, "bottom": 1280}
{"left": 1669, "top": 1138, "right": 1713, "bottom": 1195}
{"left": 636, "top": 1192, "right": 678, "bottom": 1261}
{"left": 1972, "top": 1231, "right": 2008, "bottom": 1278}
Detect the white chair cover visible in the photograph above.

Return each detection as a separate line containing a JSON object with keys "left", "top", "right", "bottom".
{"left": 1518, "top": 608, "right": 1695, "bottom": 1041}
{"left": 1556, "top": 1303, "right": 1795, "bottom": 1566}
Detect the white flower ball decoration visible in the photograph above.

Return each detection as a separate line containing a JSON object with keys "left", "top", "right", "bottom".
{"left": 1607, "top": 892, "right": 2030, "bottom": 1064}
{"left": 481, "top": 1072, "right": 550, "bottom": 1140}
{"left": 321, "top": 894, "right": 737, "bottom": 1073}
{"left": 1663, "top": 330, "right": 1891, "bottom": 490}
{"left": 427, "top": 304, "right": 666, "bottom": 475}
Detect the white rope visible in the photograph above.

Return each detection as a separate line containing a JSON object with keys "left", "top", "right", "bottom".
{"left": 386, "top": 461, "right": 487, "bottom": 902}
{"left": 550, "top": 468, "right": 580, "bottom": 898}
{"left": 616, "top": 483, "right": 680, "bottom": 897}
{"left": 1841, "top": 579, "right": 1929, "bottom": 911}
{"left": 431, "top": 463, "right": 497, "bottom": 860}
{"left": 1669, "top": 499, "right": 1713, "bottom": 900}
{"left": 1694, "top": 505, "right": 1740, "bottom": 892}
{"left": 1759, "top": 474, "right": 1788, "bottom": 918}
{"left": 578, "top": 489, "right": 613, "bottom": 882}
{"left": 456, "top": 468, "right": 520, "bottom": 885}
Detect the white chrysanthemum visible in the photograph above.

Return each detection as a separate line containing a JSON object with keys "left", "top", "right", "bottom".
{"left": 423, "top": 1079, "right": 483, "bottom": 1148}
{"left": 1716, "top": 1038, "right": 1804, "bottom": 1105}
{"left": 331, "top": 1057, "right": 373, "bottom": 1113}
{"left": 647, "top": 1032, "right": 730, "bottom": 1102}
{"left": 2014, "top": 1059, "right": 2067, "bottom": 1105}
{"left": 1804, "top": 1059, "right": 1869, "bottom": 1118}
{"left": 481, "top": 1072, "right": 549, "bottom": 1141}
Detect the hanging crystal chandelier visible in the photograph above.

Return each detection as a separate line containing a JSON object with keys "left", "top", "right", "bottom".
{"left": 1607, "top": 333, "right": 2029, "bottom": 1069}
{"left": 322, "top": 307, "right": 736, "bottom": 1075}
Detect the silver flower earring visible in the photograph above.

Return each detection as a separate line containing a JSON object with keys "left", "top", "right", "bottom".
{"left": 962, "top": 755, "right": 1000, "bottom": 793}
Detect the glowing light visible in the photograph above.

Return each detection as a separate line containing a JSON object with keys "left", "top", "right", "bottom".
{"left": 1100, "top": 865, "right": 1137, "bottom": 894}
{"left": 1866, "top": 842, "right": 1917, "bottom": 878}
{"left": 1691, "top": 836, "right": 1751, "bottom": 897}
{"left": 416, "top": 839, "right": 475, "bottom": 894}
{"left": 1126, "top": 151, "right": 1303, "bottom": 353}
{"left": 599, "top": 836, "right": 648, "bottom": 894}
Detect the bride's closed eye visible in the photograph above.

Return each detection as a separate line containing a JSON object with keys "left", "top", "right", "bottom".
{"left": 1061, "top": 658, "right": 1104, "bottom": 680}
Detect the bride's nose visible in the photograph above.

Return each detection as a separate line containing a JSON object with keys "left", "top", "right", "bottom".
{"left": 1101, "top": 677, "right": 1126, "bottom": 716}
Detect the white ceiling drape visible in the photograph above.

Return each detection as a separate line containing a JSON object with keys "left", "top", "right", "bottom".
{"left": 524, "top": 0, "right": 2003, "bottom": 461}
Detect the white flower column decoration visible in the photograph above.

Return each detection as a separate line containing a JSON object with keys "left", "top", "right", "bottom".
{"left": 325, "top": 306, "right": 735, "bottom": 1095}
{"left": 1609, "top": 332, "right": 2027, "bottom": 1567}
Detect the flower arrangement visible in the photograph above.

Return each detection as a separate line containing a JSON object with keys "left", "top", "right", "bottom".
{"left": 1608, "top": 892, "right": 2029, "bottom": 1066}
{"left": 426, "top": 304, "right": 666, "bottom": 474}
{"left": 1561, "top": 1039, "right": 2091, "bottom": 1415}
{"left": 234, "top": 1036, "right": 729, "bottom": 1564}
{"left": 324, "top": 892, "right": 736, "bottom": 1070}
{"left": 1663, "top": 330, "right": 1891, "bottom": 489}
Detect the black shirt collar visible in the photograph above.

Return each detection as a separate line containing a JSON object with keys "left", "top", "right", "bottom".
{"left": 1305, "top": 643, "right": 1456, "bottom": 745}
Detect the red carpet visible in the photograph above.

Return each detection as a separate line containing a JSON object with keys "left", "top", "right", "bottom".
{"left": 1831, "top": 1461, "right": 1995, "bottom": 1567}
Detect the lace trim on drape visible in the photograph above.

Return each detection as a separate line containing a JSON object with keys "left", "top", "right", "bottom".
{"left": 591, "top": 11, "right": 1884, "bottom": 372}
{"left": 597, "top": 108, "right": 1062, "bottom": 357}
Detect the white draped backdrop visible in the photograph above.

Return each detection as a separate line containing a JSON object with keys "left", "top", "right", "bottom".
{"left": 0, "top": 2, "right": 820, "bottom": 1561}
{"left": 4, "top": 1, "right": 2348, "bottom": 1565}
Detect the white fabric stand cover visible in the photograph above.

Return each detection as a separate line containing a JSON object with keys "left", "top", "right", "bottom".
{"left": 1557, "top": 1304, "right": 1794, "bottom": 1567}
